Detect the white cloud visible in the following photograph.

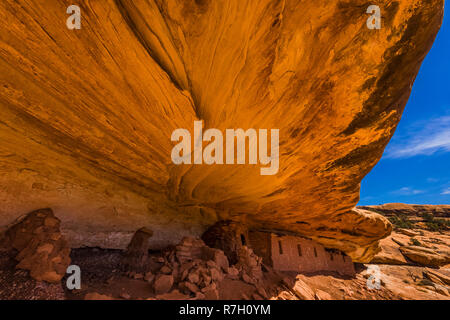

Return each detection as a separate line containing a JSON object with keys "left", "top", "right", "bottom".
{"left": 390, "top": 187, "right": 424, "bottom": 196}
{"left": 441, "top": 187, "right": 450, "bottom": 195}
{"left": 385, "top": 116, "right": 450, "bottom": 159}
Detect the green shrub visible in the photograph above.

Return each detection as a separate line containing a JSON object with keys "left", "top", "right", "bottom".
{"left": 388, "top": 215, "right": 415, "bottom": 229}
{"left": 425, "top": 220, "right": 449, "bottom": 232}
{"left": 422, "top": 212, "right": 434, "bottom": 222}
{"left": 421, "top": 213, "right": 450, "bottom": 231}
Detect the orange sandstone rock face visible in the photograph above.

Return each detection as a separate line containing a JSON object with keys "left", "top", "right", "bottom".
{"left": 0, "top": 1, "right": 444, "bottom": 262}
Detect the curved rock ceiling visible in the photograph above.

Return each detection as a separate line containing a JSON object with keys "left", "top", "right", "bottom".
{"left": 0, "top": 0, "right": 444, "bottom": 261}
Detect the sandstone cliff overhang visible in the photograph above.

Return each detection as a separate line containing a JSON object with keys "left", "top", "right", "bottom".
{"left": 0, "top": 1, "right": 445, "bottom": 262}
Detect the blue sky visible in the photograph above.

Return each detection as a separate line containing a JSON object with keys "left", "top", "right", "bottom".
{"left": 359, "top": 3, "right": 450, "bottom": 205}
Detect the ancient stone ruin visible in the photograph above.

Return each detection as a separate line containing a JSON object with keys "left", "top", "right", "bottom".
{"left": 202, "top": 221, "right": 355, "bottom": 277}
{"left": 0, "top": 208, "right": 449, "bottom": 300}
{"left": 201, "top": 220, "right": 249, "bottom": 265}
{"left": 1, "top": 209, "right": 71, "bottom": 283}
{"left": 249, "top": 232, "right": 355, "bottom": 276}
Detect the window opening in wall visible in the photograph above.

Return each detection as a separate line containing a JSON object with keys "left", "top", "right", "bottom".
{"left": 313, "top": 247, "right": 317, "bottom": 257}
{"left": 278, "top": 240, "right": 283, "bottom": 254}
{"left": 240, "top": 234, "right": 246, "bottom": 246}
{"left": 297, "top": 244, "right": 302, "bottom": 256}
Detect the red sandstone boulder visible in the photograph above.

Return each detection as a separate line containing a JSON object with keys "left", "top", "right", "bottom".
{"left": 227, "top": 266, "right": 240, "bottom": 279}
{"left": 236, "top": 246, "right": 263, "bottom": 281}
{"left": 154, "top": 274, "right": 174, "bottom": 295}
{"left": 182, "top": 281, "right": 200, "bottom": 294}
{"left": 202, "top": 283, "right": 220, "bottom": 300}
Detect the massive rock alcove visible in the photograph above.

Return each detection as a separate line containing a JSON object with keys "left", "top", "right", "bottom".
{"left": 0, "top": 0, "right": 444, "bottom": 262}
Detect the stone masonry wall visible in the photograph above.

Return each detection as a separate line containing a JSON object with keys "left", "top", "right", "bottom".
{"left": 270, "top": 234, "right": 355, "bottom": 276}
{"left": 249, "top": 232, "right": 355, "bottom": 276}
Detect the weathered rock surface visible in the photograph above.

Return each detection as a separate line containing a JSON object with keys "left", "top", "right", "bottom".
{"left": 371, "top": 235, "right": 409, "bottom": 265}
{"left": 0, "top": 1, "right": 444, "bottom": 261}
{"left": 425, "top": 269, "right": 450, "bottom": 286}
{"left": 2, "top": 209, "right": 71, "bottom": 283}
{"left": 399, "top": 246, "right": 450, "bottom": 267}
{"left": 292, "top": 276, "right": 316, "bottom": 300}
{"left": 368, "top": 206, "right": 450, "bottom": 266}
{"left": 374, "top": 265, "right": 450, "bottom": 300}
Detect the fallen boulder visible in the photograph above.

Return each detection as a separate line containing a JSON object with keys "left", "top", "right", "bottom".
{"left": 154, "top": 274, "right": 174, "bottom": 295}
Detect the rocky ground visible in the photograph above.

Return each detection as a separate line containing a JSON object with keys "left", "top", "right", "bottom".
{"left": 0, "top": 206, "right": 449, "bottom": 300}
{"left": 359, "top": 204, "right": 450, "bottom": 299}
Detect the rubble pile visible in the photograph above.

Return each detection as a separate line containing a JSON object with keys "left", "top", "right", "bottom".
{"left": 124, "top": 236, "right": 267, "bottom": 300}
